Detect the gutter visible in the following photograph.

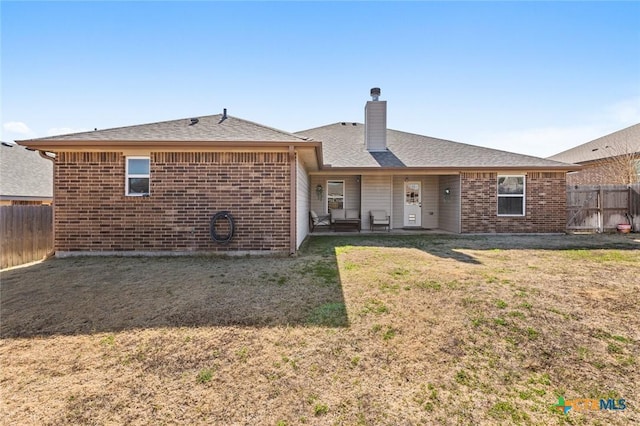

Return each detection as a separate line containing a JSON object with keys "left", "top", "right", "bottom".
{"left": 16, "top": 139, "right": 322, "bottom": 151}
{"left": 310, "top": 165, "right": 582, "bottom": 175}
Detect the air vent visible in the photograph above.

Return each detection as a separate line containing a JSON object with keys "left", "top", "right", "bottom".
{"left": 190, "top": 118, "right": 199, "bottom": 126}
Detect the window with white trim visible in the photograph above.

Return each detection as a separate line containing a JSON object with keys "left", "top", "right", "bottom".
{"left": 497, "top": 175, "right": 525, "bottom": 216}
{"left": 327, "top": 180, "right": 345, "bottom": 212}
{"left": 126, "top": 157, "right": 150, "bottom": 196}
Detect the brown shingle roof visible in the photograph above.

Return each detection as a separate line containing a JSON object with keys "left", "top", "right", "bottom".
{"left": 548, "top": 123, "right": 640, "bottom": 164}
{"left": 297, "top": 123, "right": 574, "bottom": 169}
{"left": 18, "top": 114, "right": 309, "bottom": 143}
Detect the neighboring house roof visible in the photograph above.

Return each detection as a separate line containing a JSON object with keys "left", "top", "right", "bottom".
{"left": 0, "top": 142, "right": 53, "bottom": 200}
{"left": 296, "top": 122, "right": 574, "bottom": 170}
{"left": 19, "top": 114, "right": 310, "bottom": 144}
{"left": 548, "top": 123, "right": 640, "bottom": 164}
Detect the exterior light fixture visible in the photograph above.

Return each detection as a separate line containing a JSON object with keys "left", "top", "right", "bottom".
{"left": 444, "top": 188, "right": 451, "bottom": 195}
{"left": 315, "top": 184, "right": 323, "bottom": 200}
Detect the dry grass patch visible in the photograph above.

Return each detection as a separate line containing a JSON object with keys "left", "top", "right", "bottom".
{"left": 1, "top": 234, "right": 639, "bottom": 425}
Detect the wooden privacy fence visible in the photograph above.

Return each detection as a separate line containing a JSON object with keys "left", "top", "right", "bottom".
{"left": 567, "top": 184, "right": 640, "bottom": 232}
{"left": 1, "top": 205, "right": 53, "bottom": 269}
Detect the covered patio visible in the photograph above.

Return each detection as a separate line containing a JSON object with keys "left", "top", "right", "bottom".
{"left": 308, "top": 173, "right": 461, "bottom": 234}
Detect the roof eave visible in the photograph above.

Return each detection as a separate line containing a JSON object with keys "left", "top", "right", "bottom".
{"left": 16, "top": 139, "right": 320, "bottom": 151}
{"left": 314, "top": 164, "right": 581, "bottom": 174}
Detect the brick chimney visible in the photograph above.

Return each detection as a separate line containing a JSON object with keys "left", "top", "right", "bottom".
{"left": 365, "top": 87, "right": 387, "bottom": 152}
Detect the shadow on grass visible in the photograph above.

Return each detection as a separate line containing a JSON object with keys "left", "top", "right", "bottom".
{"left": 0, "top": 253, "right": 349, "bottom": 338}
{"left": 304, "top": 233, "right": 640, "bottom": 264}
{"left": 304, "top": 234, "right": 484, "bottom": 264}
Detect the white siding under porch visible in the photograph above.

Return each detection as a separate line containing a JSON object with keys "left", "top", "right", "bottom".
{"left": 438, "top": 175, "right": 461, "bottom": 233}
{"left": 361, "top": 175, "right": 393, "bottom": 230}
{"left": 296, "top": 157, "right": 310, "bottom": 248}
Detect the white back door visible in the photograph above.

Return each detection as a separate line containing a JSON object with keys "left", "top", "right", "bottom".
{"left": 404, "top": 181, "right": 422, "bottom": 227}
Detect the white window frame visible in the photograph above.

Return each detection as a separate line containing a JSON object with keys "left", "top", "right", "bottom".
{"left": 125, "top": 156, "right": 150, "bottom": 196}
{"left": 326, "top": 180, "right": 345, "bottom": 213}
{"left": 497, "top": 175, "right": 525, "bottom": 217}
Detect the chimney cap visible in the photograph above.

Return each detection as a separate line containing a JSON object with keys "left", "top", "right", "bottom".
{"left": 370, "top": 87, "right": 381, "bottom": 101}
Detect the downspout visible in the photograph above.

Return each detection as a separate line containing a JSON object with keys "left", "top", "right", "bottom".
{"left": 289, "top": 146, "right": 297, "bottom": 255}
{"left": 38, "top": 150, "right": 56, "bottom": 258}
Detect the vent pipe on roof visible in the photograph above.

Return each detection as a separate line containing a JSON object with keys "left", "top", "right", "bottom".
{"left": 218, "top": 108, "right": 228, "bottom": 124}
{"left": 365, "top": 87, "right": 387, "bottom": 152}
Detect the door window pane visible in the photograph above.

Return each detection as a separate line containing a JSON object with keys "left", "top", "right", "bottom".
{"left": 406, "top": 183, "right": 420, "bottom": 205}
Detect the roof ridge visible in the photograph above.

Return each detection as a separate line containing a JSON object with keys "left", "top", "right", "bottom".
{"left": 16, "top": 114, "right": 224, "bottom": 142}
{"left": 230, "top": 116, "right": 310, "bottom": 141}
{"left": 17, "top": 113, "right": 310, "bottom": 143}
{"left": 295, "top": 122, "right": 363, "bottom": 133}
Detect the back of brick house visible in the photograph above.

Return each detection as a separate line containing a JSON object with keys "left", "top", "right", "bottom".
{"left": 18, "top": 89, "right": 576, "bottom": 255}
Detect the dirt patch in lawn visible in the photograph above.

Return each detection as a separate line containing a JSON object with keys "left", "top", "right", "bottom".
{"left": 1, "top": 234, "right": 639, "bottom": 425}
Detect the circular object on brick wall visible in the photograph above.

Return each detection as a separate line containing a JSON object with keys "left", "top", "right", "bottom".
{"left": 210, "top": 211, "right": 235, "bottom": 244}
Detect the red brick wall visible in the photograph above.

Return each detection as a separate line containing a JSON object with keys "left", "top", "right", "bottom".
{"left": 460, "top": 172, "right": 566, "bottom": 233}
{"left": 54, "top": 152, "right": 291, "bottom": 252}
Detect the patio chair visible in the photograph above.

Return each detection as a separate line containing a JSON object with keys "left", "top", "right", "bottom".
{"left": 309, "top": 210, "right": 331, "bottom": 232}
{"left": 370, "top": 210, "right": 390, "bottom": 231}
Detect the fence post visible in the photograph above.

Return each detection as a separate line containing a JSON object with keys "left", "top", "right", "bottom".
{"left": 598, "top": 187, "right": 604, "bottom": 233}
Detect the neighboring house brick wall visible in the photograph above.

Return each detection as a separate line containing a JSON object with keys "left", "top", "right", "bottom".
{"left": 55, "top": 151, "right": 291, "bottom": 252}
{"left": 460, "top": 172, "right": 566, "bottom": 233}
{"left": 566, "top": 158, "right": 640, "bottom": 185}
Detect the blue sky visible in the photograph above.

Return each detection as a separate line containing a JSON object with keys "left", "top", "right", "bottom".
{"left": 2, "top": 1, "right": 639, "bottom": 157}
